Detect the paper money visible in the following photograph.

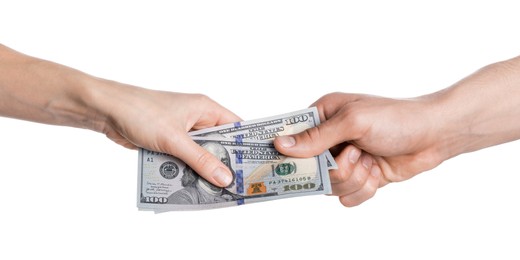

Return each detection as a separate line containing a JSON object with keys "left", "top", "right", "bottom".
{"left": 138, "top": 137, "right": 331, "bottom": 211}
{"left": 190, "top": 107, "right": 338, "bottom": 170}
{"left": 137, "top": 107, "right": 337, "bottom": 211}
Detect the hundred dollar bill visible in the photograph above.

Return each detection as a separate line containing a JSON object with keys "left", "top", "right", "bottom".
{"left": 190, "top": 107, "right": 338, "bottom": 169}
{"left": 138, "top": 137, "right": 331, "bottom": 211}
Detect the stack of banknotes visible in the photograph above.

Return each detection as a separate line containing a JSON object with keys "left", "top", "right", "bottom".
{"left": 137, "top": 107, "right": 336, "bottom": 212}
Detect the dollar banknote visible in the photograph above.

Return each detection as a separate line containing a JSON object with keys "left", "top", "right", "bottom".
{"left": 138, "top": 137, "right": 331, "bottom": 211}
{"left": 190, "top": 107, "right": 338, "bottom": 170}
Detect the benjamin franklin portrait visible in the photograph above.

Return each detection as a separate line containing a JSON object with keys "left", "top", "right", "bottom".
{"left": 167, "top": 141, "right": 239, "bottom": 204}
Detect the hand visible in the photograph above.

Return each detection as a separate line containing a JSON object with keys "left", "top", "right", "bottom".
{"left": 275, "top": 56, "right": 520, "bottom": 207}
{"left": 274, "top": 93, "right": 443, "bottom": 206}
{"left": 0, "top": 44, "right": 241, "bottom": 188}
{"left": 95, "top": 82, "right": 242, "bottom": 187}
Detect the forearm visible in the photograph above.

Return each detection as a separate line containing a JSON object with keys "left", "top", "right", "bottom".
{"left": 430, "top": 56, "right": 520, "bottom": 160}
{"left": 0, "top": 44, "right": 109, "bottom": 131}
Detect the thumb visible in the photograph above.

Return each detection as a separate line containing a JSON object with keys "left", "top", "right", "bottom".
{"left": 168, "top": 136, "right": 233, "bottom": 188}
{"left": 274, "top": 115, "right": 347, "bottom": 157}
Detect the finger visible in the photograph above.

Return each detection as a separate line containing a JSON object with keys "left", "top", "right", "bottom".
{"left": 215, "top": 107, "right": 242, "bottom": 125}
{"left": 194, "top": 96, "right": 242, "bottom": 128}
{"left": 329, "top": 145, "right": 361, "bottom": 184}
{"left": 165, "top": 136, "right": 233, "bottom": 187}
{"left": 331, "top": 153, "right": 373, "bottom": 196}
{"left": 372, "top": 158, "right": 392, "bottom": 188}
{"left": 274, "top": 113, "right": 352, "bottom": 158}
{"left": 339, "top": 165, "right": 381, "bottom": 207}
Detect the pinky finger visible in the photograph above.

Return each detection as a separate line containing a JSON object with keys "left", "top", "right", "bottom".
{"left": 339, "top": 166, "right": 381, "bottom": 207}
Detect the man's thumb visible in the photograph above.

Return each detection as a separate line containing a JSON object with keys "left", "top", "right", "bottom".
{"left": 274, "top": 119, "right": 344, "bottom": 157}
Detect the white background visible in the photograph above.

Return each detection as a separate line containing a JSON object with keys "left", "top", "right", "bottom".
{"left": 1, "top": 1, "right": 520, "bottom": 259}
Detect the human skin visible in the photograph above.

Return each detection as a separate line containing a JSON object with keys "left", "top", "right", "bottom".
{"left": 275, "top": 55, "right": 520, "bottom": 207}
{"left": 0, "top": 44, "right": 240, "bottom": 187}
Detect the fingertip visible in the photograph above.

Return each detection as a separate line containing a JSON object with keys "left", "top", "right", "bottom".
{"left": 275, "top": 130, "right": 328, "bottom": 158}
{"left": 276, "top": 135, "right": 296, "bottom": 148}
{"left": 212, "top": 167, "right": 233, "bottom": 187}
{"left": 172, "top": 138, "right": 233, "bottom": 188}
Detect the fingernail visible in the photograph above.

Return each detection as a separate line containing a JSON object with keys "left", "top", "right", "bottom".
{"left": 348, "top": 148, "right": 361, "bottom": 164}
{"left": 362, "top": 155, "right": 372, "bottom": 169}
{"left": 278, "top": 136, "right": 296, "bottom": 148}
{"left": 370, "top": 167, "right": 380, "bottom": 178}
{"left": 213, "top": 167, "right": 232, "bottom": 186}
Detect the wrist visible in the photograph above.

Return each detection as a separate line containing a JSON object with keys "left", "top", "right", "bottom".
{"left": 402, "top": 94, "right": 452, "bottom": 167}
{"left": 59, "top": 73, "right": 113, "bottom": 132}
{"left": 78, "top": 76, "right": 144, "bottom": 134}
{"left": 419, "top": 90, "right": 465, "bottom": 163}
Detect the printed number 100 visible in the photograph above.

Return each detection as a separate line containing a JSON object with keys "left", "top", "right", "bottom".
{"left": 283, "top": 183, "right": 316, "bottom": 192}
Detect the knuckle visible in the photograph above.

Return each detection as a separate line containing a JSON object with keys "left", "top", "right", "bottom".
{"left": 157, "top": 133, "right": 180, "bottom": 155}
{"left": 304, "top": 127, "right": 328, "bottom": 150}
{"left": 192, "top": 93, "right": 213, "bottom": 104}
{"left": 347, "top": 109, "right": 363, "bottom": 125}
{"left": 343, "top": 107, "right": 363, "bottom": 127}
{"left": 340, "top": 108, "right": 366, "bottom": 140}
{"left": 348, "top": 172, "right": 366, "bottom": 190}
{"left": 318, "top": 92, "right": 339, "bottom": 104}
{"left": 333, "top": 169, "right": 351, "bottom": 183}
{"left": 195, "top": 151, "right": 214, "bottom": 168}
{"left": 304, "top": 126, "right": 322, "bottom": 143}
